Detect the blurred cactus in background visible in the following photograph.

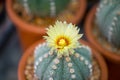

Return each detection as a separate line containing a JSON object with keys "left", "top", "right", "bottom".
{"left": 96, "top": 0, "right": 120, "bottom": 48}
{"left": 17, "top": 0, "right": 71, "bottom": 17}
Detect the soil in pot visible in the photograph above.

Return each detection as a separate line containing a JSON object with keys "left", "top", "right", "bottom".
{"left": 18, "top": 40, "right": 108, "bottom": 80}
{"left": 7, "top": 0, "right": 86, "bottom": 50}
{"left": 85, "top": 5, "right": 120, "bottom": 80}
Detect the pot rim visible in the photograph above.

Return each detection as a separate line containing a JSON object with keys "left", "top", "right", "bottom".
{"left": 84, "top": 4, "right": 120, "bottom": 63}
{"left": 18, "top": 39, "right": 108, "bottom": 80}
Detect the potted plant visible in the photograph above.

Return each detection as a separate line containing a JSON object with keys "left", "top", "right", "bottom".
{"left": 18, "top": 21, "right": 108, "bottom": 80}
{"left": 6, "top": 0, "right": 86, "bottom": 50}
{"left": 85, "top": 0, "right": 120, "bottom": 80}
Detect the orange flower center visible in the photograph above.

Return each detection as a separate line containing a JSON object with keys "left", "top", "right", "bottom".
{"left": 56, "top": 37, "right": 70, "bottom": 49}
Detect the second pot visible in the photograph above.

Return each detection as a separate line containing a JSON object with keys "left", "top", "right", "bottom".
{"left": 85, "top": 4, "right": 120, "bottom": 80}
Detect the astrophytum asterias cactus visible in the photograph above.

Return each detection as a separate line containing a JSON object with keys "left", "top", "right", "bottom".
{"left": 96, "top": 0, "right": 120, "bottom": 48}
{"left": 34, "top": 21, "right": 92, "bottom": 80}
{"left": 17, "top": 0, "right": 70, "bottom": 17}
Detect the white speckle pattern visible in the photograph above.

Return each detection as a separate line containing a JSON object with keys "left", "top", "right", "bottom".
{"left": 49, "top": 51, "right": 54, "bottom": 55}
{"left": 49, "top": 77, "right": 53, "bottom": 80}
{"left": 108, "top": 16, "right": 117, "bottom": 42}
{"left": 66, "top": 57, "right": 71, "bottom": 62}
{"left": 52, "top": 65, "right": 57, "bottom": 70}
{"left": 112, "top": 22, "right": 115, "bottom": 26}
{"left": 109, "top": 27, "right": 113, "bottom": 31}
{"left": 44, "top": 54, "right": 49, "bottom": 58}
{"left": 96, "top": 2, "right": 105, "bottom": 17}
{"left": 34, "top": 53, "right": 50, "bottom": 73}
{"left": 34, "top": 66, "right": 37, "bottom": 70}
{"left": 85, "top": 60, "right": 89, "bottom": 65}
{"left": 49, "top": 0, "right": 56, "bottom": 17}
{"left": 66, "top": 56, "right": 76, "bottom": 79}
{"left": 35, "top": 61, "right": 39, "bottom": 66}
{"left": 68, "top": 63, "right": 73, "bottom": 67}
{"left": 74, "top": 53, "right": 92, "bottom": 74}
{"left": 88, "top": 64, "right": 92, "bottom": 69}
{"left": 50, "top": 71, "right": 54, "bottom": 75}
{"left": 71, "top": 74, "right": 76, "bottom": 79}
{"left": 38, "top": 57, "right": 43, "bottom": 62}
{"left": 75, "top": 53, "right": 80, "bottom": 58}
{"left": 103, "top": 0, "right": 107, "bottom": 4}
{"left": 34, "top": 43, "right": 50, "bottom": 74}
{"left": 70, "top": 68, "right": 75, "bottom": 73}
{"left": 24, "top": 0, "right": 27, "bottom": 2}
{"left": 34, "top": 43, "right": 47, "bottom": 56}
{"left": 97, "top": 7, "right": 100, "bottom": 13}
{"left": 54, "top": 58, "right": 60, "bottom": 64}
{"left": 100, "top": 4, "right": 103, "bottom": 8}
{"left": 80, "top": 56, "right": 84, "bottom": 61}
{"left": 113, "top": 16, "right": 118, "bottom": 21}
{"left": 23, "top": 0, "right": 30, "bottom": 13}
{"left": 78, "top": 45, "right": 91, "bottom": 53}
{"left": 90, "top": 69, "right": 93, "bottom": 73}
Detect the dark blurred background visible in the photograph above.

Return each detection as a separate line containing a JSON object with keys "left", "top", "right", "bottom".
{"left": 0, "top": 0, "right": 99, "bottom": 80}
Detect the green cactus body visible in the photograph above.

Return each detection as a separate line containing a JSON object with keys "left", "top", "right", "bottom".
{"left": 17, "top": 0, "right": 70, "bottom": 17}
{"left": 96, "top": 0, "right": 120, "bottom": 48}
{"left": 34, "top": 43, "right": 92, "bottom": 80}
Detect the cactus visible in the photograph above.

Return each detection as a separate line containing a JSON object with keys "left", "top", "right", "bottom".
{"left": 96, "top": 0, "right": 120, "bottom": 48}
{"left": 17, "top": 0, "right": 71, "bottom": 17}
{"left": 34, "top": 21, "right": 92, "bottom": 80}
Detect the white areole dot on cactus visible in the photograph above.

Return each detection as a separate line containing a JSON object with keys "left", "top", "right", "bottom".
{"left": 34, "top": 21, "right": 92, "bottom": 80}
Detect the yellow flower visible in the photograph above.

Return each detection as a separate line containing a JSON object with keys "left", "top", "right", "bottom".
{"left": 44, "top": 21, "right": 83, "bottom": 57}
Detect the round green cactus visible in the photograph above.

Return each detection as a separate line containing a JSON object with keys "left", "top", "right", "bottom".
{"left": 33, "top": 21, "right": 92, "bottom": 80}
{"left": 96, "top": 0, "right": 120, "bottom": 48}
{"left": 34, "top": 43, "right": 92, "bottom": 80}
{"left": 17, "top": 0, "right": 70, "bottom": 17}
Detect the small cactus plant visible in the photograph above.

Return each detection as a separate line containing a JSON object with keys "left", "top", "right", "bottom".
{"left": 96, "top": 0, "right": 120, "bottom": 48}
{"left": 34, "top": 21, "right": 92, "bottom": 80}
{"left": 17, "top": 0, "right": 71, "bottom": 17}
